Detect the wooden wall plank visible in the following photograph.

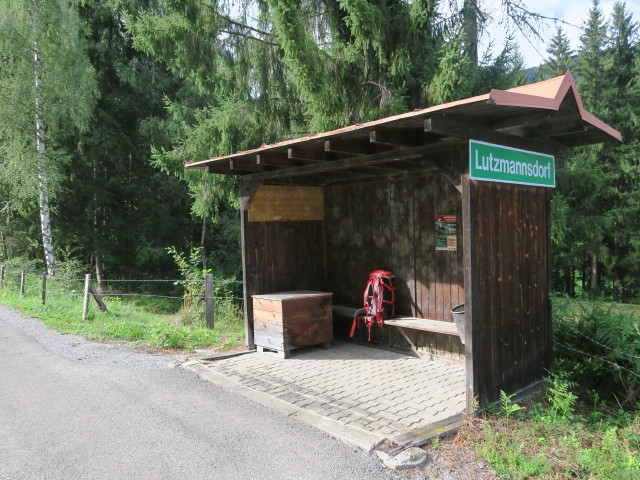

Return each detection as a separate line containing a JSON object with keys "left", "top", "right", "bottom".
{"left": 470, "top": 181, "right": 551, "bottom": 404}
{"left": 325, "top": 173, "right": 464, "bottom": 359}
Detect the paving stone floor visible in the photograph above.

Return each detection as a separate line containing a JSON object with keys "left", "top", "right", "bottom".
{"left": 199, "top": 342, "right": 466, "bottom": 438}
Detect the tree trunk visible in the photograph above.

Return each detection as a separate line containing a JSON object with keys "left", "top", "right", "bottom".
{"left": 590, "top": 251, "right": 599, "bottom": 294}
{"left": 613, "top": 276, "right": 621, "bottom": 303}
{"left": 95, "top": 254, "right": 108, "bottom": 293}
{"left": 0, "top": 230, "right": 6, "bottom": 262}
{"left": 463, "top": 0, "right": 479, "bottom": 66}
{"left": 34, "top": 42, "right": 55, "bottom": 276}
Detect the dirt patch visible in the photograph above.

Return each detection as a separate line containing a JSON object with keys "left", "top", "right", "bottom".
{"left": 399, "top": 419, "right": 498, "bottom": 480}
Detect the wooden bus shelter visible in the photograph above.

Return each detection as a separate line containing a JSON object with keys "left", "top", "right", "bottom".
{"left": 186, "top": 71, "right": 621, "bottom": 406}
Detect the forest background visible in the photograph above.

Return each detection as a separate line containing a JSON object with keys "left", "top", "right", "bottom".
{"left": 0, "top": 0, "right": 639, "bottom": 303}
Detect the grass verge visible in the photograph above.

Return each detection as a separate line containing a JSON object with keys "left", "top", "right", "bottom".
{"left": 0, "top": 284, "right": 245, "bottom": 352}
{"left": 463, "top": 385, "right": 640, "bottom": 479}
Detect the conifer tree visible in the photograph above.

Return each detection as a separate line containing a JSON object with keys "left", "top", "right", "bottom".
{"left": 537, "top": 26, "right": 574, "bottom": 80}
{"left": 599, "top": 1, "right": 639, "bottom": 300}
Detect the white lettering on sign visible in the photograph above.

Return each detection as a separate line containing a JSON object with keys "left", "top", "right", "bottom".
{"left": 474, "top": 151, "right": 552, "bottom": 179}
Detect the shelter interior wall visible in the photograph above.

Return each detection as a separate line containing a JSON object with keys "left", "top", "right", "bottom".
{"left": 324, "top": 173, "right": 464, "bottom": 359}
{"left": 470, "top": 181, "right": 552, "bottom": 404}
{"left": 243, "top": 219, "right": 326, "bottom": 297}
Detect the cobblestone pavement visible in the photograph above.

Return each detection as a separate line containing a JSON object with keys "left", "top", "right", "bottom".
{"left": 198, "top": 342, "right": 466, "bottom": 439}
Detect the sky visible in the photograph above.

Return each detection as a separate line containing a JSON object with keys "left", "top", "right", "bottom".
{"left": 475, "top": 0, "right": 640, "bottom": 68}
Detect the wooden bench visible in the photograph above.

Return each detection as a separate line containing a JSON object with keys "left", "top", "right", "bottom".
{"left": 332, "top": 305, "right": 459, "bottom": 335}
{"left": 332, "top": 305, "right": 461, "bottom": 357}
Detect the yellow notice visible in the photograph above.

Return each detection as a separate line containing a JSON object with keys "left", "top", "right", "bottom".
{"left": 246, "top": 185, "right": 324, "bottom": 222}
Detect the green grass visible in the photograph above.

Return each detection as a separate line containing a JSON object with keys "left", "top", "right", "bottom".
{"left": 0, "top": 282, "right": 245, "bottom": 352}
{"left": 553, "top": 296, "right": 640, "bottom": 315}
{"left": 467, "top": 298, "right": 640, "bottom": 479}
{"left": 470, "top": 388, "right": 640, "bottom": 479}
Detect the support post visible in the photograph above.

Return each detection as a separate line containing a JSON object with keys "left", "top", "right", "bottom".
{"left": 205, "top": 274, "right": 214, "bottom": 329}
{"left": 20, "top": 271, "right": 25, "bottom": 296}
{"left": 0, "top": 265, "right": 4, "bottom": 288}
{"left": 82, "top": 274, "right": 91, "bottom": 321}
{"left": 42, "top": 272, "right": 47, "bottom": 305}
{"left": 88, "top": 285, "right": 108, "bottom": 312}
{"left": 240, "top": 180, "right": 258, "bottom": 348}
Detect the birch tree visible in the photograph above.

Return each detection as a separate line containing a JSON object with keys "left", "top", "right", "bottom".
{"left": 0, "top": 0, "right": 96, "bottom": 275}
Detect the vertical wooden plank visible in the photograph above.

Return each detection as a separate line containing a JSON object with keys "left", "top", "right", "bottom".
{"left": 544, "top": 188, "right": 553, "bottom": 372}
{"left": 240, "top": 180, "right": 258, "bottom": 348}
{"left": 463, "top": 170, "right": 476, "bottom": 410}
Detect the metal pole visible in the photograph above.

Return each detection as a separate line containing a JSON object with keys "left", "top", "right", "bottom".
{"left": 205, "top": 274, "right": 214, "bottom": 329}
{"left": 42, "top": 272, "right": 47, "bottom": 305}
{"left": 20, "top": 271, "right": 25, "bottom": 296}
{"left": 82, "top": 274, "right": 91, "bottom": 321}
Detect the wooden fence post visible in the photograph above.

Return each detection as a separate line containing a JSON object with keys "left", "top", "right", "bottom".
{"left": 0, "top": 265, "right": 4, "bottom": 288}
{"left": 82, "top": 274, "right": 91, "bottom": 321}
{"left": 205, "top": 274, "right": 214, "bottom": 329}
{"left": 42, "top": 272, "right": 47, "bottom": 305}
{"left": 20, "top": 271, "right": 25, "bottom": 296}
{"left": 88, "top": 284, "right": 108, "bottom": 312}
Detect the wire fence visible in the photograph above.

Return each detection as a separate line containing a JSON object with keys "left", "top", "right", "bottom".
{"left": 0, "top": 265, "right": 245, "bottom": 328}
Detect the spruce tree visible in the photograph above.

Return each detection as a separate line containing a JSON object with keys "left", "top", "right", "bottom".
{"left": 599, "top": 1, "right": 639, "bottom": 300}
{"left": 537, "top": 26, "right": 574, "bottom": 80}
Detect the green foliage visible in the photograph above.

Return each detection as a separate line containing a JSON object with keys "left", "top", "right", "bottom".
{"left": 429, "top": 33, "right": 473, "bottom": 104}
{"left": 0, "top": 275, "right": 245, "bottom": 351}
{"left": 474, "top": 377, "right": 640, "bottom": 479}
{"left": 53, "top": 246, "right": 87, "bottom": 293}
{"left": 537, "top": 26, "right": 574, "bottom": 80}
{"left": 0, "top": 0, "right": 97, "bottom": 210}
{"left": 497, "top": 390, "right": 525, "bottom": 425}
{"left": 551, "top": 1, "right": 640, "bottom": 301}
{"left": 167, "top": 245, "right": 210, "bottom": 321}
{"left": 553, "top": 301, "right": 640, "bottom": 407}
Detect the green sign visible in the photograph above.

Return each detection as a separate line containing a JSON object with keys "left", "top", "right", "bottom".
{"left": 469, "top": 140, "right": 556, "bottom": 188}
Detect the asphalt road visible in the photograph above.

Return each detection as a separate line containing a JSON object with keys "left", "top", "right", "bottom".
{"left": 0, "top": 306, "right": 394, "bottom": 480}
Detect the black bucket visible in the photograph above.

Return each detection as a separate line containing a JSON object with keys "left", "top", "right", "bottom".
{"left": 451, "top": 304, "right": 465, "bottom": 345}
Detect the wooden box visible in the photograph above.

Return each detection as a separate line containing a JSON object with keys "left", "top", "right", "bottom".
{"left": 253, "top": 291, "right": 333, "bottom": 358}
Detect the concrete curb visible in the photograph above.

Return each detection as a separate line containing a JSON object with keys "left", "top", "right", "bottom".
{"left": 185, "top": 362, "right": 385, "bottom": 452}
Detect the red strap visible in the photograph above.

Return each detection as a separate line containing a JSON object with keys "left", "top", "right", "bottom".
{"left": 350, "top": 316, "right": 358, "bottom": 338}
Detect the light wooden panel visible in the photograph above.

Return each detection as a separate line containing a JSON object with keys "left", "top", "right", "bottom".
{"left": 247, "top": 185, "right": 324, "bottom": 222}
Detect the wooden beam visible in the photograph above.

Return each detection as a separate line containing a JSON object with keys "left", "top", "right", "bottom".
{"left": 522, "top": 119, "right": 587, "bottom": 138}
{"left": 382, "top": 414, "right": 465, "bottom": 455}
{"left": 256, "top": 152, "right": 299, "bottom": 168}
{"left": 424, "top": 118, "right": 570, "bottom": 158}
{"left": 369, "top": 128, "right": 430, "bottom": 147}
{"left": 245, "top": 139, "right": 463, "bottom": 181}
{"left": 317, "top": 162, "right": 443, "bottom": 185}
{"left": 324, "top": 138, "right": 368, "bottom": 156}
{"left": 287, "top": 147, "right": 330, "bottom": 163}
{"left": 230, "top": 159, "right": 274, "bottom": 172}
{"left": 490, "top": 111, "right": 553, "bottom": 130}
{"left": 207, "top": 162, "right": 249, "bottom": 174}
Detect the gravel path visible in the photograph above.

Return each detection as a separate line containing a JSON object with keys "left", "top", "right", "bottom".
{"left": 0, "top": 305, "right": 397, "bottom": 480}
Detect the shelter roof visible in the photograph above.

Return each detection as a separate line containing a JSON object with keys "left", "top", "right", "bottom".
{"left": 185, "top": 71, "right": 621, "bottom": 184}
